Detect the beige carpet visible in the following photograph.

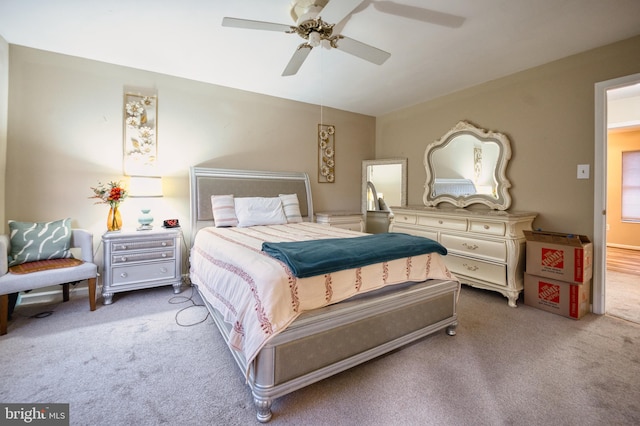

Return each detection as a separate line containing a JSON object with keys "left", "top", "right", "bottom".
{"left": 1, "top": 283, "right": 640, "bottom": 425}
{"left": 606, "top": 269, "right": 640, "bottom": 324}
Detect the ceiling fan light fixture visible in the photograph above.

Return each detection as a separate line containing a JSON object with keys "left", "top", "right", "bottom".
{"left": 308, "top": 31, "right": 321, "bottom": 47}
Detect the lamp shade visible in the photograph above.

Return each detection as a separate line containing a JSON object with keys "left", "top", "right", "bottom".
{"left": 129, "top": 176, "right": 163, "bottom": 198}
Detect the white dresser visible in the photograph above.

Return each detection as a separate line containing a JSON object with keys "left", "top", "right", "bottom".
{"left": 102, "top": 228, "right": 183, "bottom": 304}
{"left": 390, "top": 206, "right": 536, "bottom": 307}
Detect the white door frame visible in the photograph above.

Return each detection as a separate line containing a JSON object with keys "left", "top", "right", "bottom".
{"left": 593, "top": 72, "right": 640, "bottom": 314}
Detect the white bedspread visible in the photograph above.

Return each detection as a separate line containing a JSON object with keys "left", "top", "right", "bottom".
{"left": 190, "top": 223, "right": 457, "bottom": 367}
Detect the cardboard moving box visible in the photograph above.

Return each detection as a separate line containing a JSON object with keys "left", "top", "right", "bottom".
{"left": 524, "top": 273, "right": 590, "bottom": 319}
{"left": 524, "top": 230, "right": 593, "bottom": 284}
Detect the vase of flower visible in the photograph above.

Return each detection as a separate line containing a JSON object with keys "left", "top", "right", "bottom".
{"left": 91, "top": 180, "right": 128, "bottom": 231}
{"left": 107, "top": 205, "right": 123, "bottom": 232}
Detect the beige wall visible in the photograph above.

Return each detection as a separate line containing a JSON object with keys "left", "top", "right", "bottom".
{"left": 607, "top": 129, "right": 640, "bottom": 248}
{"left": 376, "top": 35, "right": 640, "bottom": 239}
{"left": 0, "top": 35, "right": 8, "bottom": 230}
{"left": 5, "top": 46, "right": 375, "bottom": 256}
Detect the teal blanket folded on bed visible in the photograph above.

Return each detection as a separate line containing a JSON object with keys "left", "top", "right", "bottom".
{"left": 262, "top": 233, "right": 447, "bottom": 278}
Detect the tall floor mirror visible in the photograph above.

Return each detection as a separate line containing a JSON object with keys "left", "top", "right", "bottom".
{"left": 362, "top": 158, "right": 407, "bottom": 233}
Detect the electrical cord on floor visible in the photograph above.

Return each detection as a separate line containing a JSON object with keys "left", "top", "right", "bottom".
{"left": 169, "top": 285, "right": 211, "bottom": 327}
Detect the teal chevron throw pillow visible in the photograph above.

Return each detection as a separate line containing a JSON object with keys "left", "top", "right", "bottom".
{"left": 8, "top": 218, "right": 73, "bottom": 266}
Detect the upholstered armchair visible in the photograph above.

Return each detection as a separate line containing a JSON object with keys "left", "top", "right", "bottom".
{"left": 0, "top": 228, "right": 97, "bottom": 335}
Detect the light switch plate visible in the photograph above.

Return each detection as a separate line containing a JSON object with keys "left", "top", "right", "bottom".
{"left": 577, "top": 164, "right": 590, "bottom": 179}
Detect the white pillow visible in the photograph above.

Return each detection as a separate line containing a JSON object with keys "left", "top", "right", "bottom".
{"left": 235, "top": 197, "right": 288, "bottom": 227}
{"left": 211, "top": 195, "right": 239, "bottom": 227}
{"left": 279, "top": 193, "right": 303, "bottom": 223}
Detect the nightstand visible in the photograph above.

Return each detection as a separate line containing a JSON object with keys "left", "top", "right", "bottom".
{"left": 315, "top": 211, "right": 364, "bottom": 232}
{"left": 101, "top": 228, "right": 183, "bottom": 304}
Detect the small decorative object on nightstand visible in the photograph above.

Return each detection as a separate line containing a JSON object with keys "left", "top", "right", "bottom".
{"left": 101, "top": 228, "right": 182, "bottom": 304}
{"left": 128, "top": 176, "right": 163, "bottom": 230}
{"left": 315, "top": 211, "right": 364, "bottom": 232}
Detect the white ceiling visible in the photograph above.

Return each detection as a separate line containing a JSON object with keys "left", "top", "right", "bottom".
{"left": 1, "top": 0, "right": 640, "bottom": 116}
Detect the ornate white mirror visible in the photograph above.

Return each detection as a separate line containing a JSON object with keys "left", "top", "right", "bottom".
{"left": 361, "top": 158, "right": 407, "bottom": 216}
{"left": 423, "top": 121, "right": 512, "bottom": 210}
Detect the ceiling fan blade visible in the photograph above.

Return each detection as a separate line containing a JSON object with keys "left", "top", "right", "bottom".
{"left": 319, "top": 0, "right": 366, "bottom": 24}
{"left": 372, "top": 1, "right": 465, "bottom": 28}
{"left": 334, "top": 36, "right": 390, "bottom": 65}
{"left": 222, "top": 17, "right": 292, "bottom": 32}
{"left": 282, "top": 45, "right": 313, "bottom": 76}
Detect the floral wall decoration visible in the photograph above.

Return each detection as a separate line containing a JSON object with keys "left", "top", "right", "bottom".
{"left": 123, "top": 93, "right": 158, "bottom": 176}
{"left": 318, "top": 124, "right": 335, "bottom": 183}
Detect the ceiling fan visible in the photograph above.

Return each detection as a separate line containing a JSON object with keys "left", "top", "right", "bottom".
{"left": 222, "top": 0, "right": 465, "bottom": 77}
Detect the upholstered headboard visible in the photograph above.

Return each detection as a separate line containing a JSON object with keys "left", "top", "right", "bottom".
{"left": 189, "top": 167, "right": 314, "bottom": 244}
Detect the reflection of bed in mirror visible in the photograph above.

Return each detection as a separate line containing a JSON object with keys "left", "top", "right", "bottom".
{"left": 433, "top": 178, "right": 477, "bottom": 197}
{"left": 362, "top": 158, "right": 407, "bottom": 233}
{"left": 189, "top": 167, "right": 460, "bottom": 422}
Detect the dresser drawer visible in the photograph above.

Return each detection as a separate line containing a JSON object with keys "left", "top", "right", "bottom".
{"left": 394, "top": 213, "right": 417, "bottom": 225}
{"left": 393, "top": 225, "right": 438, "bottom": 241}
{"left": 111, "top": 261, "right": 178, "bottom": 286}
{"left": 112, "top": 249, "right": 175, "bottom": 264}
{"left": 111, "top": 238, "right": 175, "bottom": 252}
{"left": 444, "top": 255, "right": 507, "bottom": 287}
{"left": 417, "top": 215, "right": 467, "bottom": 231}
{"left": 441, "top": 234, "right": 507, "bottom": 262}
{"left": 469, "top": 220, "right": 506, "bottom": 236}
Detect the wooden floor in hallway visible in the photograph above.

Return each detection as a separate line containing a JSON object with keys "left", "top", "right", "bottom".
{"left": 607, "top": 247, "right": 640, "bottom": 275}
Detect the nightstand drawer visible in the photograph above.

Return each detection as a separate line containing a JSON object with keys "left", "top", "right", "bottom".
{"left": 111, "top": 238, "right": 175, "bottom": 252}
{"left": 112, "top": 250, "right": 175, "bottom": 264}
{"left": 111, "top": 261, "right": 178, "bottom": 286}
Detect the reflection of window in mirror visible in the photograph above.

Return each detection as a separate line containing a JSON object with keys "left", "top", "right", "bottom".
{"left": 367, "top": 164, "right": 402, "bottom": 208}
{"left": 362, "top": 158, "right": 407, "bottom": 216}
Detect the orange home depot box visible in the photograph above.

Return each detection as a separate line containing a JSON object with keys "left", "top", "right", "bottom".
{"left": 524, "top": 230, "right": 593, "bottom": 284}
{"left": 524, "top": 273, "right": 590, "bottom": 319}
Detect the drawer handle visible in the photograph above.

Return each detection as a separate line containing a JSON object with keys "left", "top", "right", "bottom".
{"left": 160, "top": 267, "right": 168, "bottom": 273}
{"left": 120, "top": 245, "right": 127, "bottom": 250}
{"left": 438, "top": 220, "right": 444, "bottom": 224}
{"left": 462, "top": 243, "right": 479, "bottom": 250}
{"left": 484, "top": 224, "right": 490, "bottom": 230}
{"left": 120, "top": 256, "right": 128, "bottom": 262}
{"left": 404, "top": 216, "right": 408, "bottom": 220}
{"left": 120, "top": 272, "right": 128, "bottom": 278}
{"left": 161, "top": 242, "right": 167, "bottom": 247}
{"left": 463, "top": 263, "right": 479, "bottom": 271}
{"left": 162, "top": 253, "right": 167, "bottom": 258}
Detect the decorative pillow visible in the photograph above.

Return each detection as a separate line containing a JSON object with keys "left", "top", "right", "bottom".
{"left": 279, "top": 194, "right": 303, "bottom": 223}
{"left": 8, "top": 218, "right": 72, "bottom": 267}
{"left": 234, "top": 197, "right": 288, "bottom": 227}
{"left": 211, "top": 195, "right": 239, "bottom": 227}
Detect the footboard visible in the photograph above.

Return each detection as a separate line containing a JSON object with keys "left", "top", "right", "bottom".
{"left": 200, "top": 278, "right": 458, "bottom": 422}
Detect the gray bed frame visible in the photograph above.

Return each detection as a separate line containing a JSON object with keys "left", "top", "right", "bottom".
{"left": 189, "top": 167, "right": 459, "bottom": 422}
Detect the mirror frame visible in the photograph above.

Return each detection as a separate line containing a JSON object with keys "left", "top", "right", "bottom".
{"left": 362, "top": 158, "right": 408, "bottom": 216}
{"left": 423, "top": 121, "right": 512, "bottom": 210}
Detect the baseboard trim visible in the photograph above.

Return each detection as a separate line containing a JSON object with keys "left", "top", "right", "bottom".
{"left": 17, "top": 282, "right": 90, "bottom": 306}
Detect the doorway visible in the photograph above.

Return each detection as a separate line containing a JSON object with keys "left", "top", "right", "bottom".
{"left": 594, "top": 73, "right": 640, "bottom": 321}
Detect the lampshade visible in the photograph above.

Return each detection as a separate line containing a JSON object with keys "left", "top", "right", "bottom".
{"left": 129, "top": 176, "right": 163, "bottom": 198}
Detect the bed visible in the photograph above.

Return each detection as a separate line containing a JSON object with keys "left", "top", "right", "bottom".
{"left": 189, "top": 167, "right": 460, "bottom": 422}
